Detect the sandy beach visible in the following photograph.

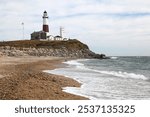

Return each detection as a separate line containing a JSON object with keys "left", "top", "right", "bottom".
{"left": 0, "top": 56, "right": 87, "bottom": 100}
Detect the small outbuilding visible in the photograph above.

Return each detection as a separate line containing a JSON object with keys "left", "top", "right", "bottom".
{"left": 54, "top": 35, "right": 63, "bottom": 40}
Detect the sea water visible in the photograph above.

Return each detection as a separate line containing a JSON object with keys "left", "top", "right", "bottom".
{"left": 44, "top": 57, "right": 150, "bottom": 100}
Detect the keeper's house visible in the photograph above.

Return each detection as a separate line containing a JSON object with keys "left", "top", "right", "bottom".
{"left": 31, "top": 31, "right": 46, "bottom": 40}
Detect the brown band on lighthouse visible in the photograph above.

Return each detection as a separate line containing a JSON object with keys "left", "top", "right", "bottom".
{"left": 43, "top": 25, "right": 49, "bottom": 32}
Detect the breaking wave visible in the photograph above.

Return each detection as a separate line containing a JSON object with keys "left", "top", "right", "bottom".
{"left": 111, "top": 56, "right": 118, "bottom": 59}
{"left": 63, "top": 60, "right": 84, "bottom": 66}
{"left": 91, "top": 69, "right": 148, "bottom": 80}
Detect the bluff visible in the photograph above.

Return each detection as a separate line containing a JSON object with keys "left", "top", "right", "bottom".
{"left": 0, "top": 39, "right": 107, "bottom": 59}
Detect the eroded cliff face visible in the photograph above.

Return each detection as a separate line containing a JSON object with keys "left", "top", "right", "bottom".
{"left": 0, "top": 39, "right": 106, "bottom": 59}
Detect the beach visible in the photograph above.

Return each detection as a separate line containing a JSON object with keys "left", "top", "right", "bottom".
{"left": 0, "top": 56, "right": 87, "bottom": 100}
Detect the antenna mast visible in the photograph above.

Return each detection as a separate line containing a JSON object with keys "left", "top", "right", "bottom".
{"left": 60, "top": 26, "right": 64, "bottom": 38}
{"left": 21, "top": 22, "right": 24, "bottom": 40}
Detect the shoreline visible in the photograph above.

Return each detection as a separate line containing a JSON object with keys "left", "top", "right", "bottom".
{"left": 0, "top": 56, "right": 88, "bottom": 100}
{"left": 45, "top": 59, "right": 95, "bottom": 100}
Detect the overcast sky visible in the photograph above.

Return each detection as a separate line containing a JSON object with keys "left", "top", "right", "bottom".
{"left": 0, "top": 0, "right": 150, "bottom": 56}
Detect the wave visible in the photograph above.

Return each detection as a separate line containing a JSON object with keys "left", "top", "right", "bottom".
{"left": 93, "top": 70, "right": 148, "bottom": 80}
{"left": 63, "top": 60, "right": 84, "bottom": 66}
{"left": 111, "top": 56, "right": 118, "bottom": 59}
{"left": 64, "top": 60, "right": 148, "bottom": 80}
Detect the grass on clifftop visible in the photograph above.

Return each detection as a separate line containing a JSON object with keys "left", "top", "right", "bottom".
{"left": 0, "top": 39, "right": 89, "bottom": 50}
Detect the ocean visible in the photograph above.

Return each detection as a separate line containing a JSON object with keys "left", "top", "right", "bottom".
{"left": 44, "top": 57, "right": 150, "bottom": 100}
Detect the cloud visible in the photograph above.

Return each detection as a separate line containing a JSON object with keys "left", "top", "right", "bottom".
{"left": 0, "top": 0, "right": 150, "bottom": 56}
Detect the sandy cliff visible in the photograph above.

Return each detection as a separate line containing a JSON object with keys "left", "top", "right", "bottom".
{"left": 0, "top": 39, "right": 106, "bottom": 59}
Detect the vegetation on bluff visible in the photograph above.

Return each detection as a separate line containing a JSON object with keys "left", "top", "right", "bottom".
{"left": 0, "top": 39, "right": 89, "bottom": 50}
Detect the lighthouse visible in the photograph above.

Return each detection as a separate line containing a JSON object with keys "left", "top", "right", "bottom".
{"left": 31, "top": 11, "right": 68, "bottom": 40}
{"left": 43, "top": 11, "right": 49, "bottom": 33}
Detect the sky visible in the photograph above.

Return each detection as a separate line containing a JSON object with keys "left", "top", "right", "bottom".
{"left": 0, "top": 0, "right": 150, "bottom": 56}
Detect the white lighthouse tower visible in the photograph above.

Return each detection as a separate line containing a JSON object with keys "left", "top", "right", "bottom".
{"left": 43, "top": 11, "right": 49, "bottom": 36}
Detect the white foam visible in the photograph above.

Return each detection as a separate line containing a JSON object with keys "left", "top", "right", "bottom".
{"left": 63, "top": 60, "right": 84, "bottom": 66}
{"left": 62, "top": 87, "right": 96, "bottom": 100}
{"left": 91, "top": 69, "right": 148, "bottom": 80}
{"left": 111, "top": 56, "right": 118, "bottom": 59}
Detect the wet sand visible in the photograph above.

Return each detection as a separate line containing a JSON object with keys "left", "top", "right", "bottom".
{"left": 0, "top": 56, "right": 88, "bottom": 100}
